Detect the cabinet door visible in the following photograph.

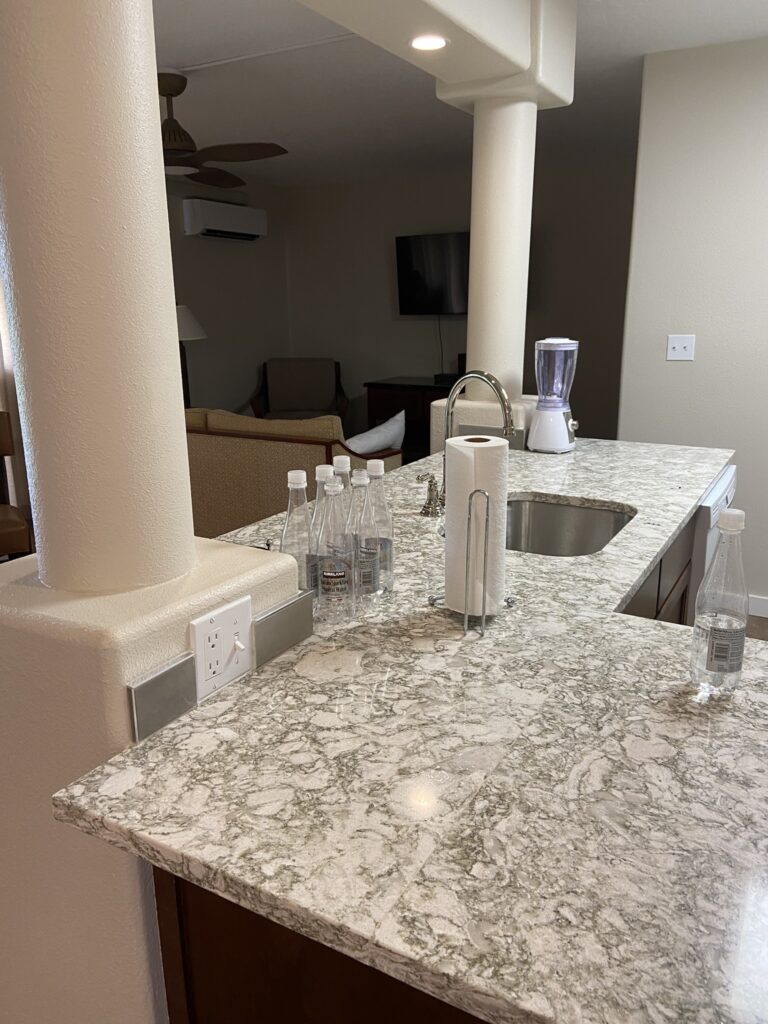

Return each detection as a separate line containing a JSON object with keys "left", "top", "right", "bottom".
{"left": 657, "top": 563, "right": 691, "bottom": 624}
{"left": 624, "top": 563, "right": 661, "bottom": 619}
{"left": 659, "top": 518, "right": 695, "bottom": 608}
{"left": 367, "top": 387, "right": 421, "bottom": 428}
{"left": 154, "top": 870, "right": 484, "bottom": 1024}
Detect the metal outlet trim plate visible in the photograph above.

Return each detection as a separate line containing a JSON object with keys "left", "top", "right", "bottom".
{"left": 128, "top": 590, "right": 314, "bottom": 742}
{"left": 253, "top": 589, "right": 314, "bottom": 668}
{"left": 129, "top": 654, "right": 197, "bottom": 742}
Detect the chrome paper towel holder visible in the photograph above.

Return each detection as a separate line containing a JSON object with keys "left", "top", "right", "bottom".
{"left": 428, "top": 487, "right": 513, "bottom": 637}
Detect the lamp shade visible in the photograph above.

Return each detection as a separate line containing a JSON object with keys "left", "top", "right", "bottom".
{"left": 176, "top": 305, "right": 207, "bottom": 342}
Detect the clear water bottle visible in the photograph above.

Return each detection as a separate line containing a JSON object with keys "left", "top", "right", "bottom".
{"left": 333, "top": 454, "right": 352, "bottom": 517}
{"left": 309, "top": 464, "right": 334, "bottom": 597}
{"left": 691, "top": 508, "right": 748, "bottom": 698}
{"left": 279, "top": 470, "right": 311, "bottom": 591}
{"left": 311, "top": 465, "right": 334, "bottom": 535}
{"left": 347, "top": 470, "right": 380, "bottom": 601}
{"left": 316, "top": 476, "right": 354, "bottom": 624}
{"left": 367, "top": 459, "right": 394, "bottom": 594}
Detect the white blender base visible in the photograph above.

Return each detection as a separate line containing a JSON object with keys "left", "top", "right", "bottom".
{"left": 528, "top": 409, "right": 575, "bottom": 453}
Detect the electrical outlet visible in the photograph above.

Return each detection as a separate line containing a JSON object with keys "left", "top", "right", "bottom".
{"left": 190, "top": 596, "right": 253, "bottom": 702}
{"left": 666, "top": 334, "right": 695, "bottom": 361}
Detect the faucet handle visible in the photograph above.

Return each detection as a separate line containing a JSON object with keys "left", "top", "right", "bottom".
{"left": 416, "top": 473, "right": 442, "bottom": 518}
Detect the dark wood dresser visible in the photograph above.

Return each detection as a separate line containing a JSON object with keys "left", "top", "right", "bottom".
{"left": 364, "top": 376, "right": 453, "bottom": 463}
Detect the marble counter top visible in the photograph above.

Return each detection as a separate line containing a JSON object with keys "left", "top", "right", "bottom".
{"left": 54, "top": 440, "right": 768, "bottom": 1024}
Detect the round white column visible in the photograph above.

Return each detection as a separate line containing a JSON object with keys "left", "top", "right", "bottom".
{"left": 465, "top": 98, "right": 537, "bottom": 400}
{"left": 0, "top": 0, "right": 196, "bottom": 592}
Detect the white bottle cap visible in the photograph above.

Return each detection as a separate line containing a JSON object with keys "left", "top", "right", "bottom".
{"left": 315, "top": 464, "right": 334, "bottom": 481}
{"left": 333, "top": 455, "right": 351, "bottom": 472}
{"left": 325, "top": 477, "right": 343, "bottom": 495}
{"left": 287, "top": 470, "right": 307, "bottom": 487}
{"left": 351, "top": 469, "right": 369, "bottom": 486}
{"left": 367, "top": 459, "right": 385, "bottom": 477}
{"left": 718, "top": 507, "right": 745, "bottom": 532}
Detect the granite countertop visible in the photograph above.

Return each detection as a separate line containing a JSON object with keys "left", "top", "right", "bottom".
{"left": 54, "top": 439, "right": 768, "bottom": 1024}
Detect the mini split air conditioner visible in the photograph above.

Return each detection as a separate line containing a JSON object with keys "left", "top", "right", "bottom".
{"left": 182, "top": 198, "right": 267, "bottom": 241}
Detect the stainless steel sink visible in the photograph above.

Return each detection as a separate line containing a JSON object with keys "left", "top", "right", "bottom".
{"left": 506, "top": 494, "right": 635, "bottom": 556}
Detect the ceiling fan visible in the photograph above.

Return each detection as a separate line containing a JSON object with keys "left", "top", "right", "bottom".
{"left": 158, "top": 72, "right": 287, "bottom": 189}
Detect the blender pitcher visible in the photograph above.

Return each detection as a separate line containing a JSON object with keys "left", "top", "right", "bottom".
{"left": 527, "top": 338, "right": 579, "bottom": 453}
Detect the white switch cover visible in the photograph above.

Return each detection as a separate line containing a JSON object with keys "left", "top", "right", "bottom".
{"left": 190, "top": 595, "right": 253, "bottom": 702}
{"left": 667, "top": 334, "right": 695, "bottom": 361}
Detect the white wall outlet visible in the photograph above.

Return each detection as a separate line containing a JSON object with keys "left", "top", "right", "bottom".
{"left": 666, "top": 334, "right": 695, "bottom": 361}
{"left": 190, "top": 595, "right": 253, "bottom": 702}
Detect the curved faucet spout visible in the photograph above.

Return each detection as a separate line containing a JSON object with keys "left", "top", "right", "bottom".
{"left": 440, "top": 370, "right": 515, "bottom": 508}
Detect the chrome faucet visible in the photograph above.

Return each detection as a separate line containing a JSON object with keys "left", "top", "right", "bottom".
{"left": 440, "top": 370, "right": 517, "bottom": 508}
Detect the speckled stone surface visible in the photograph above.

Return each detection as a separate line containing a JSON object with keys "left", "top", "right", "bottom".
{"left": 54, "top": 440, "right": 768, "bottom": 1024}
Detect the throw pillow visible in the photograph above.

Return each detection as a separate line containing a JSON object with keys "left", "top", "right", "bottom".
{"left": 346, "top": 410, "right": 406, "bottom": 455}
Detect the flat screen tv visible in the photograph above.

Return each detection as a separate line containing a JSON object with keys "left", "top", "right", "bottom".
{"left": 396, "top": 231, "right": 469, "bottom": 316}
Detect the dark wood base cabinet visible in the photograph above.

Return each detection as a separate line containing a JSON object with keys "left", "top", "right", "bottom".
{"left": 623, "top": 517, "right": 695, "bottom": 624}
{"left": 154, "top": 870, "right": 483, "bottom": 1024}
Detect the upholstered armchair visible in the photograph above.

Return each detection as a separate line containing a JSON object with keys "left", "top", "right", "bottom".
{"left": 250, "top": 359, "right": 349, "bottom": 423}
{"left": 185, "top": 409, "right": 401, "bottom": 538}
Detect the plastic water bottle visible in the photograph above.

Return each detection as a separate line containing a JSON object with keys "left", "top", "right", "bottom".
{"left": 309, "top": 465, "right": 334, "bottom": 596}
{"left": 311, "top": 465, "right": 334, "bottom": 535}
{"left": 367, "top": 459, "right": 394, "bottom": 594}
{"left": 316, "top": 476, "right": 354, "bottom": 624}
{"left": 690, "top": 508, "right": 748, "bottom": 698}
{"left": 347, "top": 470, "right": 380, "bottom": 601}
{"left": 333, "top": 455, "right": 352, "bottom": 517}
{"left": 279, "top": 470, "right": 311, "bottom": 591}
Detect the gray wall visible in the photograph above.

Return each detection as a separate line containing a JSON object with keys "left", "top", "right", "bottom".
{"left": 526, "top": 133, "right": 638, "bottom": 439}
{"left": 285, "top": 168, "right": 472, "bottom": 434}
{"left": 167, "top": 179, "right": 292, "bottom": 412}
{"left": 167, "top": 131, "right": 639, "bottom": 439}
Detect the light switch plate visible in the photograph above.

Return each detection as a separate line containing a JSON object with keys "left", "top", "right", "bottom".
{"left": 667, "top": 334, "right": 695, "bottom": 361}
{"left": 190, "top": 595, "right": 253, "bottom": 702}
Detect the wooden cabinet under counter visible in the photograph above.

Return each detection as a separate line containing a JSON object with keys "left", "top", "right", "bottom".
{"left": 623, "top": 516, "right": 696, "bottom": 624}
{"left": 154, "top": 870, "right": 484, "bottom": 1024}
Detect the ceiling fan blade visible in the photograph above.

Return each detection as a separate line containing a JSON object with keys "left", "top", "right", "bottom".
{"left": 186, "top": 167, "right": 245, "bottom": 189}
{"left": 192, "top": 143, "right": 287, "bottom": 164}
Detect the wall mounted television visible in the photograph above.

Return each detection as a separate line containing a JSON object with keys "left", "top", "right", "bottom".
{"left": 395, "top": 231, "right": 469, "bottom": 316}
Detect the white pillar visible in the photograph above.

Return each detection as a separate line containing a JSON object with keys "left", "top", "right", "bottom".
{"left": 0, "top": 0, "right": 196, "bottom": 593}
{"left": 465, "top": 98, "right": 537, "bottom": 400}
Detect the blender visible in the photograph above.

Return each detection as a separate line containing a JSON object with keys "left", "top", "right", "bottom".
{"left": 527, "top": 338, "right": 579, "bottom": 453}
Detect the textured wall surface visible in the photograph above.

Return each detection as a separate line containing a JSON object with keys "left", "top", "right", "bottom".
{"left": 0, "top": 0, "right": 195, "bottom": 592}
{"left": 466, "top": 99, "right": 537, "bottom": 400}
{"left": 620, "top": 38, "right": 768, "bottom": 605}
{"left": 167, "top": 180, "right": 293, "bottom": 413}
{"left": 0, "top": 539, "right": 297, "bottom": 1024}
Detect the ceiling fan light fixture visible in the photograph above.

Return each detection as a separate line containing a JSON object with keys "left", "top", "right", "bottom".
{"left": 161, "top": 118, "right": 196, "bottom": 158}
{"left": 410, "top": 34, "right": 448, "bottom": 51}
{"left": 157, "top": 73, "right": 286, "bottom": 189}
{"left": 164, "top": 164, "right": 198, "bottom": 176}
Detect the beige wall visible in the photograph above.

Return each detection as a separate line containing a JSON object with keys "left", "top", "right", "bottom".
{"left": 285, "top": 168, "right": 472, "bottom": 433}
{"left": 619, "top": 38, "right": 768, "bottom": 607}
{"left": 167, "top": 180, "right": 293, "bottom": 413}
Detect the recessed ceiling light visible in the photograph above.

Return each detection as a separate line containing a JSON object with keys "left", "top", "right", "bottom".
{"left": 410, "top": 34, "right": 448, "bottom": 51}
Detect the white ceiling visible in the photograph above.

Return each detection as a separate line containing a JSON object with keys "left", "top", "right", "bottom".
{"left": 153, "top": 0, "right": 768, "bottom": 185}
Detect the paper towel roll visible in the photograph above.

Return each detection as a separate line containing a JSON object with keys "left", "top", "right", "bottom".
{"left": 444, "top": 434, "right": 508, "bottom": 617}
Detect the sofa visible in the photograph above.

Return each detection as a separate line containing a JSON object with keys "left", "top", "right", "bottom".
{"left": 186, "top": 409, "right": 402, "bottom": 538}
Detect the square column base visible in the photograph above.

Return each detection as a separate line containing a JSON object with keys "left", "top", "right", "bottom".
{"left": 0, "top": 537, "right": 297, "bottom": 1024}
